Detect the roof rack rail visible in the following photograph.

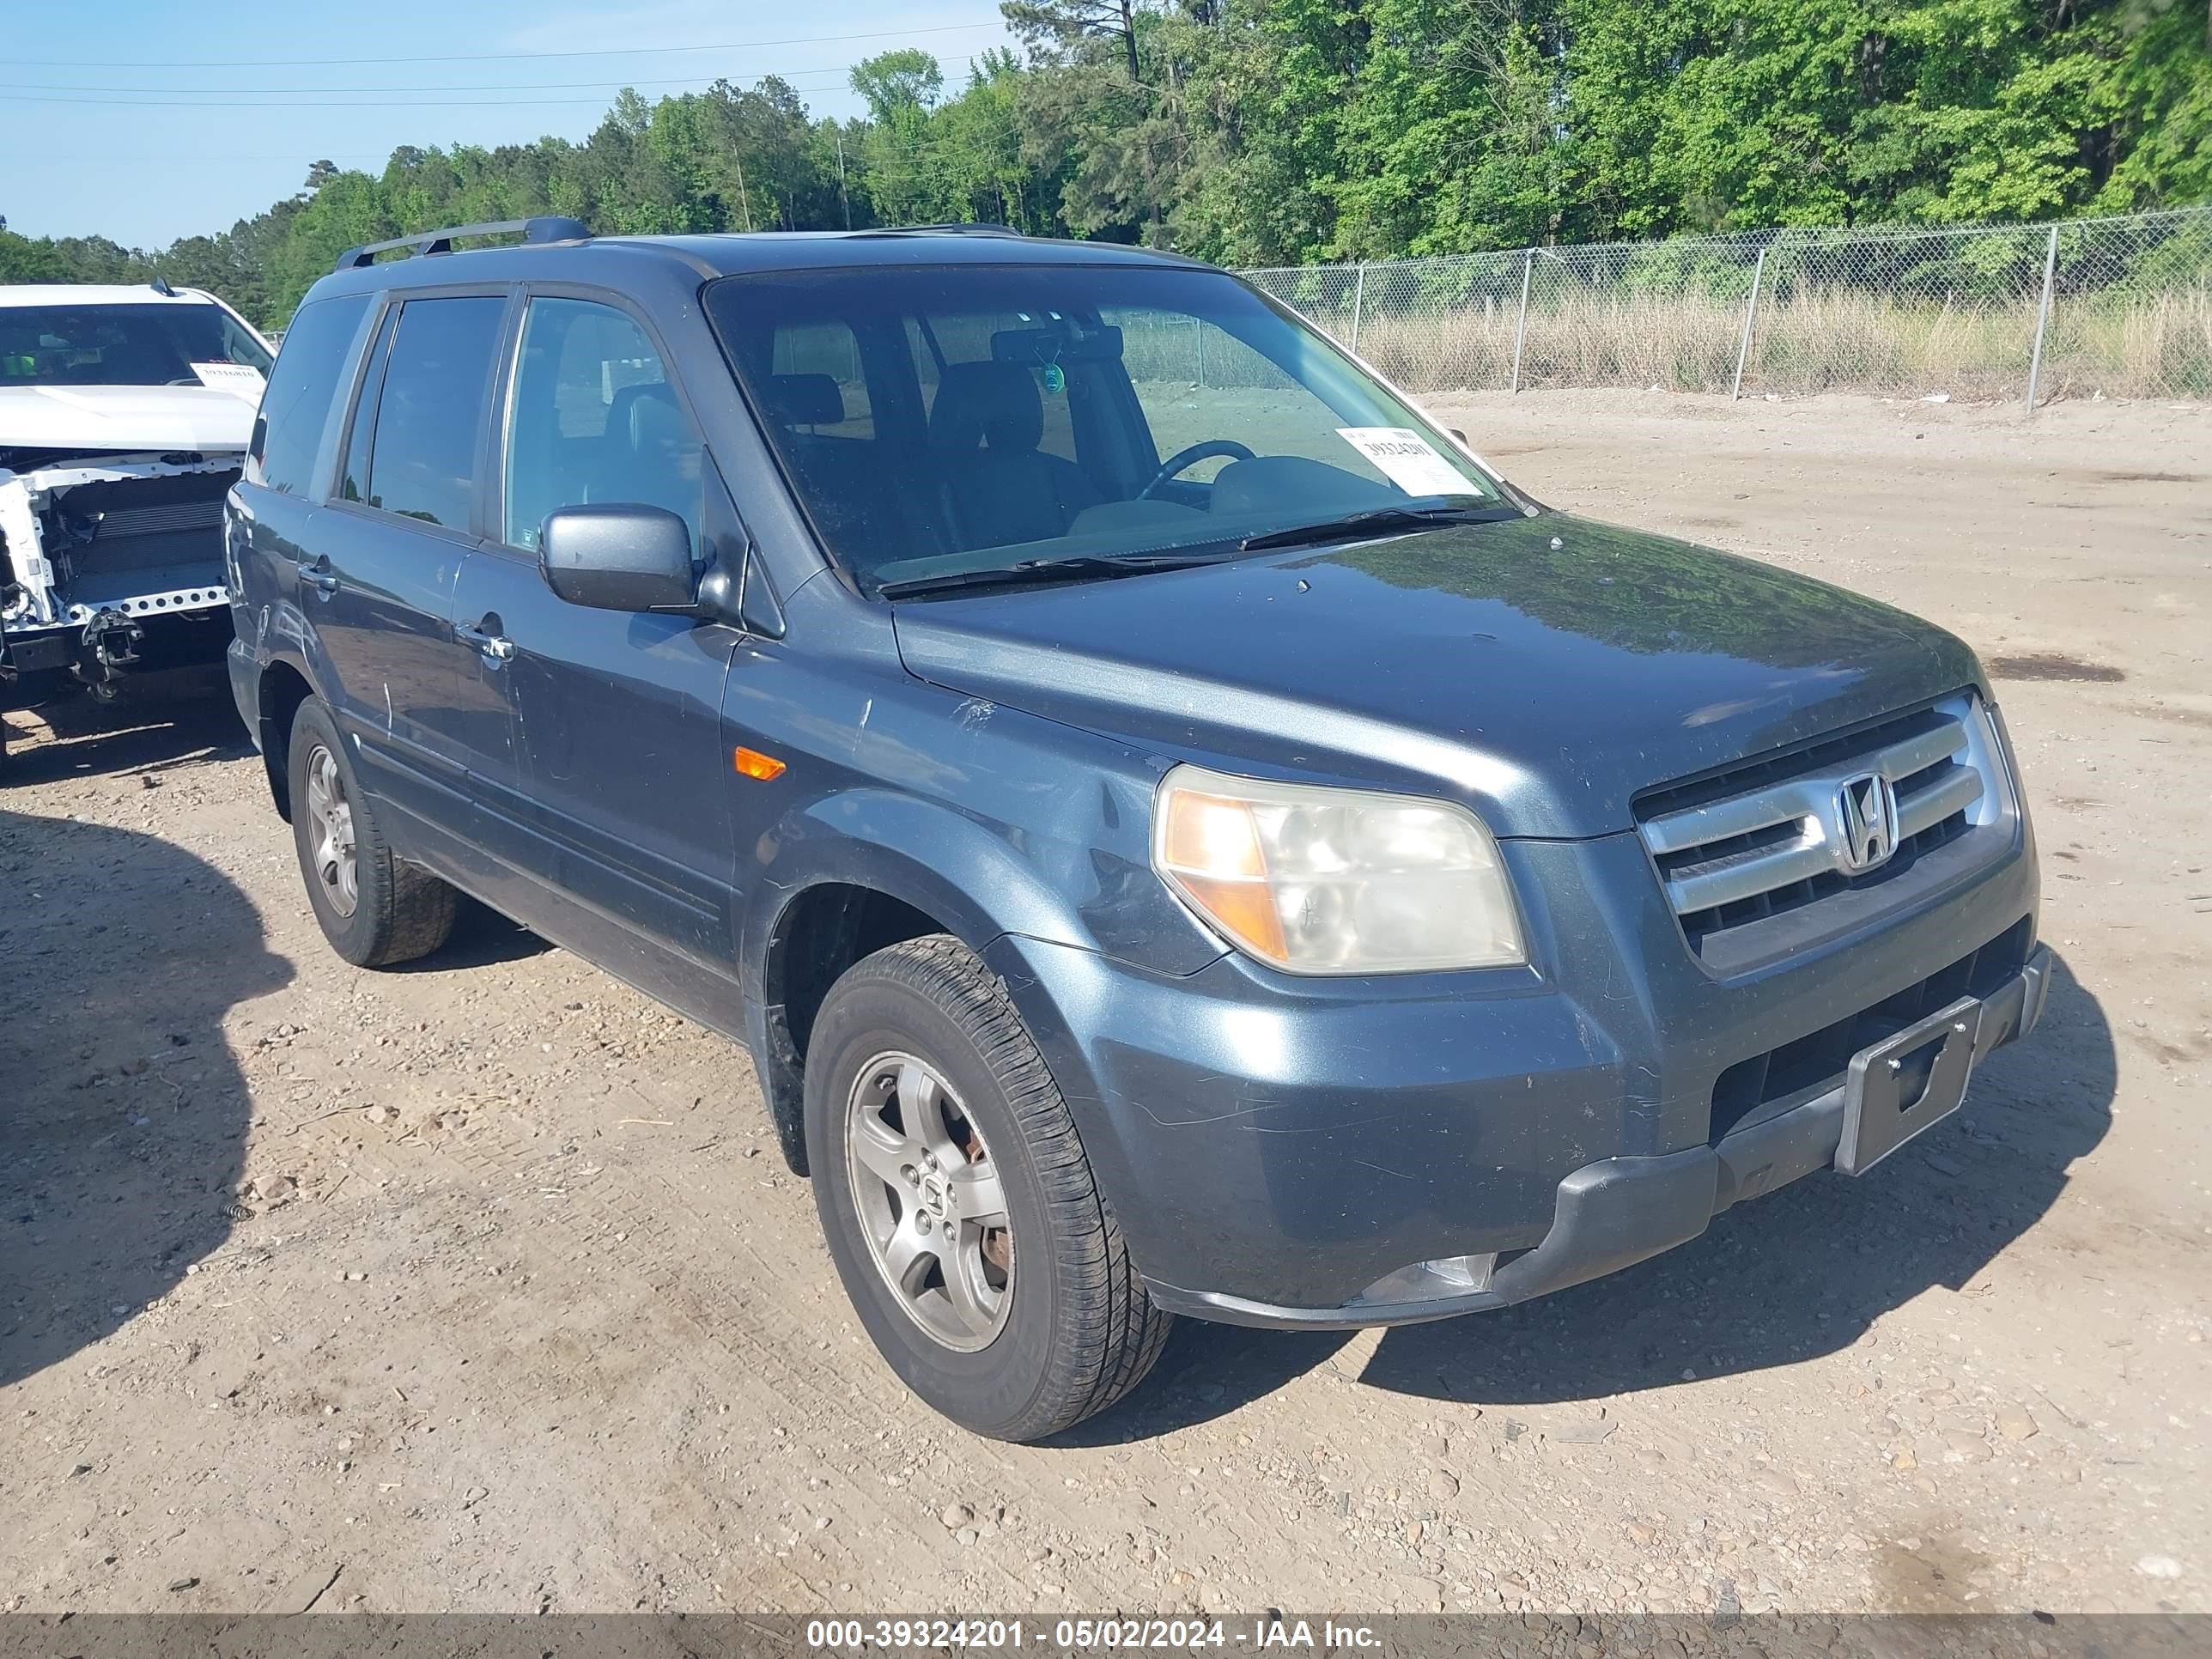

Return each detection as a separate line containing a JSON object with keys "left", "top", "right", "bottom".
{"left": 861, "top": 222, "right": 1025, "bottom": 239}
{"left": 334, "top": 215, "right": 590, "bottom": 273}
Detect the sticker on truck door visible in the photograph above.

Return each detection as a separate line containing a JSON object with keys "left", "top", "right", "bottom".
{"left": 1335, "top": 427, "right": 1473, "bottom": 497}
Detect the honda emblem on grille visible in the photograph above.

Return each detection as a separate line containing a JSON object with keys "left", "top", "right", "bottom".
{"left": 1835, "top": 772, "right": 1899, "bottom": 872}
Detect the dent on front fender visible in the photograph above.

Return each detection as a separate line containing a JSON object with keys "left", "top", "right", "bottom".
{"left": 727, "top": 677, "right": 1231, "bottom": 1174}
{"left": 742, "top": 672, "right": 1227, "bottom": 983}
{"left": 745, "top": 781, "right": 1227, "bottom": 986}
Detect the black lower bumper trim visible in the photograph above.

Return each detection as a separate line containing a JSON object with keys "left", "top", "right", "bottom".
{"left": 1146, "top": 944, "right": 2052, "bottom": 1331}
{"left": 2, "top": 632, "right": 74, "bottom": 676}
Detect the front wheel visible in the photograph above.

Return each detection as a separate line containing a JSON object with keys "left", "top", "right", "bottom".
{"left": 805, "top": 935, "right": 1171, "bottom": 1441}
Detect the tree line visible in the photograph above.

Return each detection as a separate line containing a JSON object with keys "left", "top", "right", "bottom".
{"left": 3, "top": 0, "right": 2205, "bottom": 329}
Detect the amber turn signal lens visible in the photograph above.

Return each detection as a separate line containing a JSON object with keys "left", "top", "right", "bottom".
{"left": 1155, "top": 788, "right": 1288, "bottom": 960}
{"left": 1159, "top": 790, "right": 1267, "bottom": 878}
{"left": 1173, "top": 872, "right": 1289, "bottom": 961}
{"left": 733, "top": 746, "right": 787, "bottom": 781}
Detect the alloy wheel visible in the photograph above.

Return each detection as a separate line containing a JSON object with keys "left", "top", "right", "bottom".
{"left": 844, "top": 1050, "right": 1014, "bottom": 1352}
{"left": 301, "top": 743, "right": 358, "bottom": 919}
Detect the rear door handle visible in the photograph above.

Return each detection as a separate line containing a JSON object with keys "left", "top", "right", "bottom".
{"left": 301, "top": 562, "right": 341, "bottom": 595}
{"left": 457, "top": 618, "right": 514, "bottom": 662}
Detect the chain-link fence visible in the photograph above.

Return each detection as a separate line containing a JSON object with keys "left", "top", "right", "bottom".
{"left": 1243, "top": 206, "right": 2212, "bottom": 408}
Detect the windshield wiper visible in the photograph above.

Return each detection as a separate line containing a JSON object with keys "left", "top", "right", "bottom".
{"left": 1237, "top": 496, "right": 1519, "bottom": 553}
{"left": 876, "top": 550, "right": 1231, "bottom": 599}
{"left": 877, "top": 497, "right": 1520, "bottom": 597}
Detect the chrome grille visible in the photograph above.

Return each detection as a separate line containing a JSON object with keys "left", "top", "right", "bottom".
{"left": 1637, "top": 695, "right": 2006, "bottom": 953}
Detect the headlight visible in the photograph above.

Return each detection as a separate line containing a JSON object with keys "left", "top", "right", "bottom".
{"left": 1152, "top": 764, "right": 1525, "bottom": 974}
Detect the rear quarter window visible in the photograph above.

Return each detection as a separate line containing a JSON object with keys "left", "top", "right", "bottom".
{"left": 248, "top": 294, "right": 371, "bottom": 495}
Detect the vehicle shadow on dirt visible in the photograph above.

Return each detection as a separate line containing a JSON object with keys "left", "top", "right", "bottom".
{"left": 394, "top": 896, "right": 556, "bottom": 972}
{"left": 1074, "top": 952, "right": 2112, "bottom": 1441}
{"left": 0, "top": 806, "right": 291, "bottom": 1389}
{"left": 3, "top": 668, "right": 252, "bottom": 787}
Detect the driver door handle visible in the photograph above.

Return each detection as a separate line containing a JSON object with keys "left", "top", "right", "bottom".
{"left": 457, "top": 617, "right": 514, "bottom": 662}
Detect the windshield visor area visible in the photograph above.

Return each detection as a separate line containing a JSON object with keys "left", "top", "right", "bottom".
{"left": 702, "top": 264, "right": 1509, "bottom": 592}
{"left": 0, "top": 302, "right": 272, "bottom": 389}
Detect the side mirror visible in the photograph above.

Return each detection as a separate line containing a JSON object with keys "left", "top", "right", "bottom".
{"left": 539, "top": 503, "right": 696, "bottom": 612}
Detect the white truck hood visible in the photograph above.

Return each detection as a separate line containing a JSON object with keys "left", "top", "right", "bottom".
{"left": 0, "top": 383, "right": 256, "bottom": 456}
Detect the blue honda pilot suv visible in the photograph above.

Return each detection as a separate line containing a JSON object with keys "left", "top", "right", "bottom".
{"left": 226, "top": 218, "right": 2049, "bottom": 1440}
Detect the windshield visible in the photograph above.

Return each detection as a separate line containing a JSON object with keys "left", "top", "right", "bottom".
{"left": 702, "top": 263, "right": 1511, "bottom": 592}
{"left": 0, "top": 301, "right": 273, "bottom": 389}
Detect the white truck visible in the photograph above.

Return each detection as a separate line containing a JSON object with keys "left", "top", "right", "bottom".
{"left": 1, "top": 282, "right": 274, "bottom": 768}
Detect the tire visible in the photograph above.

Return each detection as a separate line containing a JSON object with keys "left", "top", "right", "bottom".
{"left": 286, "top": 696, "right": 456, "bottom": 968}
{"left": 805, "top": 934, "right": 1171, "bottom": 1442}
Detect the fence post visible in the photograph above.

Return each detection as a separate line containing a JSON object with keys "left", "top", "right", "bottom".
{"left": 1349, "top": 264, "right": 1367, "bottom": 351}
{"left": 1730, "top": 245, "right": 1770, "bottom": 401}
{"left": 1510, "top": 248, "right": 1533, "bottom": 392}
{"left": 2025, "top": 225, "right": 2059, "bottom": 416}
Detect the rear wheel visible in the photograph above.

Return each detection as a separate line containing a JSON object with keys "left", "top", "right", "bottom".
{"left": 287, "top": 697, "right": 455, "bottom": 967}
{"left": 805, "top": 934, "right": 1170, "bottom": 1441}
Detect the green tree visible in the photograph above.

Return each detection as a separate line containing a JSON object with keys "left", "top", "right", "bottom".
{"left": 11, "top": 3, "right": 2205, "bottom": 331}
{"left": 1003, "top": 0, "right": 1145, "bottom": 83}
{"left": 1309, "top": 0, "right": 1567, "bottom": 256}
{"left": 852, "top": 51, "right": 948, "bottom": 225}
{"left": 1557, "top": 0, "right": 2208, "bottom": 236}
{"left": 0, "top": 228, "right": 72, "bottom": 283}
{"left": 852, "top": 49, "right": 946, "bottom": 120}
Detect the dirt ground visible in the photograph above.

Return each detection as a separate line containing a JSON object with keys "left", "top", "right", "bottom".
{"left": 3, "top": 390, "right": 2207, "bottom": 1619}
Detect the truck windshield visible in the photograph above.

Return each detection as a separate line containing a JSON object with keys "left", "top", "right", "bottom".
{"left": 702, "top": 263, "right": 1511, "bottom": 593}
{"left": 0, "top": 302, "right": 273, "bottom": 388}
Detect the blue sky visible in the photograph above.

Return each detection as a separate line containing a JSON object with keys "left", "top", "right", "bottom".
{"left": 2, "top": 0, "right": 1018, "bottom": 249}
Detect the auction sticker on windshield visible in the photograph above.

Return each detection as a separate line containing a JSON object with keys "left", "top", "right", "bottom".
{"left": 1335, "top": 426, "right": 1471, "bottom": 497}
{"left": 190, "top": 362, "right": 267, "bottom": 398}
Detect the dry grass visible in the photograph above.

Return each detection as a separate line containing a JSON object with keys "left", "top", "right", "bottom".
{"left": 2039, "top": 288, "right": 2212, "bottom": 401}
{"left": 1129, "top": 278, "right": 2212, "bottom": 403}
{"left": 1331, "top": 284, "right": 2212, "bottom": 403}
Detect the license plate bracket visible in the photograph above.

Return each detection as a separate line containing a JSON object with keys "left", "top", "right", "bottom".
{"left": 1837, "top": 996, "right": 1983, "bottom": 1176}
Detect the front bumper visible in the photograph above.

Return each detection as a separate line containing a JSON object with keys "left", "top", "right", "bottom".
{"left": 1149, "top": 946, "right": 2048, "bottom": 1329}
{"left": 985, "top": 821, "right": 2042, "bottom": 1326}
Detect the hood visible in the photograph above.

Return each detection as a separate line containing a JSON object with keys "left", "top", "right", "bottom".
{"left": 0, "top": 384, "right": 255, "bottom": 459}
{"left": 890, "top": 514, "right": 1983, "bottom": 839}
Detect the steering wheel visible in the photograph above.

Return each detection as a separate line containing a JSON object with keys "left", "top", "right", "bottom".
{"left": 1137, "top": 439, "right": 1255, "bottom": 500}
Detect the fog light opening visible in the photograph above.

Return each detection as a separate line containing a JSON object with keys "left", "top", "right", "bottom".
{"left": 1352, "top": 1253, "right": 1498, "bottom": 1308}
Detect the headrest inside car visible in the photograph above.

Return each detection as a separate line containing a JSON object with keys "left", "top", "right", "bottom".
{"left": 764, "top": 373, "right": 845, "bottom": 428}
{"left": 931, "top": 361, "right": 1044, "bottom": 455}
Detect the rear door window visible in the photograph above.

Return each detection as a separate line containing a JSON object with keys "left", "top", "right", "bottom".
{"left": 247, "top": 293, "right": 369, "bottom": 495}
{"left": 339, "top": 307, "right": 398, "bottom": 505}
{"left": 501, "top": 297, "right": 704, "bottom": 554}
{"left": 356, "top": 295, "right": 506, "bottom": 531}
